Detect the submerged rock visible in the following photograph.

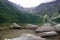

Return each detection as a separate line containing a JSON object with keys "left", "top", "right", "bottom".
{"left": 5, "top": 33, "right": 47, "bottom": 40}
{"left": 53, "top": 24, "right": 60, "bottom": 32}
{"left": 37, "top": 31, "right": 57, "bottom": 37}
{"left": 10, "top": 23, "right": 21, "bottom": 29}
{"left": 25, "top": 24, "right": 38, "bottom": 29}
{"left": 35, "top": 23, "right": 54, "bottom": 32}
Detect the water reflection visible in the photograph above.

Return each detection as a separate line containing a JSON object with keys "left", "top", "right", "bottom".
{"left": 0, "top": 29, "right": 60, "bottom": 40}
{"left": 4, "top": 33, "right": 43, "bottom": 40}
{"left": 5, "top": 39, "right": 11, "bottom": 40}
{"left": 0, "top": 29, "right": 36, "bottom": 40}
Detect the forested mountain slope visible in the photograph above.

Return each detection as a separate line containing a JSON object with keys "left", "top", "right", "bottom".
{"left": 0, "top": 0, "right": 41, "bottom": 23}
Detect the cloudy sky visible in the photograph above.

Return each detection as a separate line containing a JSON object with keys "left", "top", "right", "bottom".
{"left": 8, "top": 0, "right": 56, "bottom": 8}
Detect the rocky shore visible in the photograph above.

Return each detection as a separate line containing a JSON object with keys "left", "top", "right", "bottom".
{"left": 6, "top": 23, "right": 60, "bottom": 40}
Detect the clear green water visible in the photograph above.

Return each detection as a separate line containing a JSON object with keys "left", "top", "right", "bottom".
{"left": 0, "top": 29, "right": 60, "bottom": 40}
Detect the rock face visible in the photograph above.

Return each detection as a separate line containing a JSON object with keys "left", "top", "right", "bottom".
{"left": 5, "top": 33, "right": 47, "bottom": 40}
{"left": 53, "top": 24, "right": 60, "bottom": 31}
{"left": 10, "top": 23, "right": 21, "bottom": 29}
{"left": 35, "top": 23, "right": 54, "bottom": 32}
{"left": 37, "top": 31, "right": 57, "bottom": 37}
{"left": 25, "top": 24, "right": 38, "bottom": 29}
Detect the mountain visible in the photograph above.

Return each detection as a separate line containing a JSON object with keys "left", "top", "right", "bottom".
{"left": 6, "top": 0, "right": 33, "bottom": 13}
{"left": 10, "top": 0, "right": 60, "bottom": 17}
{"left": 7, "top": 0, "right": 60, "bottom": 16}
{"left": 26, "top": 0, "right": 60, "bottom": 23}
{"left": 1, "top": 0, "right": 60, "bottom": 23}
{"left": 32, "top": 0, "right": 60, "bottom": 17}
{"left": 0, "top": 0, "right": 22, "bottom": 23}
{"left": 0, "top": 0, "right": 41, "bottom": 23}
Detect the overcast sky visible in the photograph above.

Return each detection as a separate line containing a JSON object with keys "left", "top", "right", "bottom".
{"left": 8, "top": 0, "right": 56, "bottom": 8}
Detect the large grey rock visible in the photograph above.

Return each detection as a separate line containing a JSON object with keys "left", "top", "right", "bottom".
{"left": 37, "top": 31, "right": 58, "bottom": 37}
{"left": 25, "top": 24, "right": 38, "bottom": 29}
{"left": 53, "top": 24, "right": 60, "bottom": 31}
{"left": 5, "top": 33, "right": 47, "bottom": 40}
{"left": 35, "top": 23, "right": 54, "bottom": 32}
{"left": 42, "top": 23, "right": 51, "bottom": 26}
{"left": 10, "top": 23, "right": 21, "bottom": 29}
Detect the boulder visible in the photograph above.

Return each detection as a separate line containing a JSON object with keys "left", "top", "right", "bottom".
{"left": 25, "top": 24, "right": 38, "bottom": 29}
{"left": 37, "top": 31, "right": 57, "bottom": 37}
{"left": 10, "top": 23, "right": 21, "bottom": 29}
{"left": 42, "top": 23, "right": 51, "bottom": 26}
{"left": 5, "top": 33, "right": 47, "bottom": 40}
{"left": 35, "top": 23, "right": 54, "bottom": 32}
{"left": 53, "top": 24, "right": 60, "bottom": 31}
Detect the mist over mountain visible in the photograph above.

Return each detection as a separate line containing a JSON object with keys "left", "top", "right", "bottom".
{"left": 32, "top": 0, "right": 60, "bottom": 16}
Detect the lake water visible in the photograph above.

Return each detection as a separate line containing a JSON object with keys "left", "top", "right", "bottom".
{"left": 0, "top": 29, "right": 60, "bottom": 40}
{"left": 0, "top": 29, "right": 36, "bottom": 40}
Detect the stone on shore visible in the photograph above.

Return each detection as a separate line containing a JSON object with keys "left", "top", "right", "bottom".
{"left": 53, "top": 24, "right": 60, "bottom": 32}
{"left": 25, "top": 24, "right": 38, "bottom": 29}
{"left": 35, "top": 23, "right": 54, "bottom": 32}
{"left": 10, "top": 23, "right": 21, "bottom": 29}
{"left": 37, "top": 31, "right": 57, "bottom": 37}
